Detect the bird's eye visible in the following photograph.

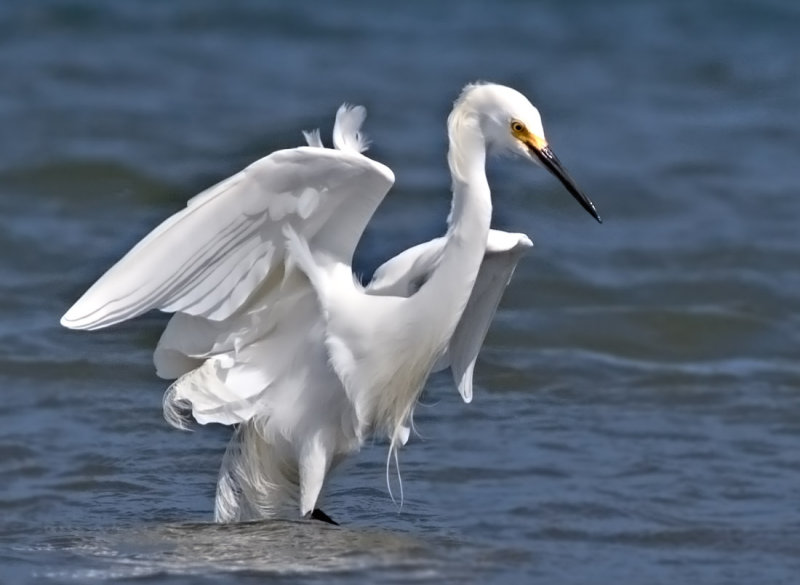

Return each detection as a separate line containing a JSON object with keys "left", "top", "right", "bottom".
{"left": 511, "top": 121, "right": 525, "bottom": 133}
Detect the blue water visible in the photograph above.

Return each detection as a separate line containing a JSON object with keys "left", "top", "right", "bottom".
{"left": 2, "top": 1, "right": 800, "bottom": 583}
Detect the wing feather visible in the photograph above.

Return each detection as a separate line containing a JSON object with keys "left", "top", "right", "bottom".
{"left": 61, "top": 147, "right": 394, "bottom": 330}
{"left": 448, "top": 232, "right": 532, "bottom": 402}
{"left": 366, "top": 229, "right": 533, "bottom": 402}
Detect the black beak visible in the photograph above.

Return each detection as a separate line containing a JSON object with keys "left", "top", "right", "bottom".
{"left": 532, "top": 144, "right": 602, "bottom": 223}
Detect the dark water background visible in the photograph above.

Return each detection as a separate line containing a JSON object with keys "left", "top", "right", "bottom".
{"left": 2, "top": 1, "right": 799, "bottom": 583}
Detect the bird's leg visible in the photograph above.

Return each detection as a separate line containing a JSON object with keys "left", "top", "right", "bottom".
{"left": 310, "top": 508, "right": 339, "bottom": 526}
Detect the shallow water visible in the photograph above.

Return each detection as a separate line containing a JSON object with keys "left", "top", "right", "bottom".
{"left": 2, "top": 1, "right": 800, "bottom": 583}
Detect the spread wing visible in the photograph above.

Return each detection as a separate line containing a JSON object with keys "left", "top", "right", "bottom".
{"left": 61, "top": 146, "right": 394, "bottom": 330}
{"left": 367, "top": 229, "right": 533, "bottom": 403}
{"left": 60, "top": 107, "right": 400, "bottom": 520}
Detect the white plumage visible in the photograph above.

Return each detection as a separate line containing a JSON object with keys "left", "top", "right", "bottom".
{"left": 61, "top": 83, "right": 600, "bottom": 523}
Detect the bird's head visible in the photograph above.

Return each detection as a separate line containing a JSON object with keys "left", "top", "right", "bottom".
{"left": 454, "top": 82, "right": 601, "bottom": 223}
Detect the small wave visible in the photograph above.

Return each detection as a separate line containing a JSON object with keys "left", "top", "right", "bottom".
{"left": 0, "top": 158, "right": 175, "bottom": 205}
{"left": 23, "top": 521, "right": 445, "bottom": 581}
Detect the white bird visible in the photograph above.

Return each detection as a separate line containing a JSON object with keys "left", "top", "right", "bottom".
{"left": 60, "top": 82, "right": 601, "bottom": 525}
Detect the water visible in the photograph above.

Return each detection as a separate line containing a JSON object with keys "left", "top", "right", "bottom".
{"left": 2, "top": 1, "right": 799, "bottom": 582}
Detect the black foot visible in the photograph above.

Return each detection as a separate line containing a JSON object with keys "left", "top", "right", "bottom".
{"left": 310, "top": 508, "right": 339, "bottom": 526}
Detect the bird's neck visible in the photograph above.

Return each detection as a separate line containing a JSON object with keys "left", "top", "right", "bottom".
{"left": 414, "top": 108, "right": 492, "bottom": 336}
{"left": 364, "top": 108, "right": 492, "bottom": 446}
{"left": 445, "top": 111, "right": 491, "bottom": 243}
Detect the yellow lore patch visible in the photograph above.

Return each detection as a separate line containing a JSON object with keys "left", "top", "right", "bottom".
{"left": 510, "top": 119, "right": 547, "bottom": 151}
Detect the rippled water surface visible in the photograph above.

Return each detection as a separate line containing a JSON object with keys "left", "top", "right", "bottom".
{"left": 2, "top": 1, "right": 800, "bottom": 583}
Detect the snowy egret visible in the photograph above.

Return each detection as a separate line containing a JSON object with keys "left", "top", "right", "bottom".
{"left": 61, "top": 82, "right": 601, "bottom": 524}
